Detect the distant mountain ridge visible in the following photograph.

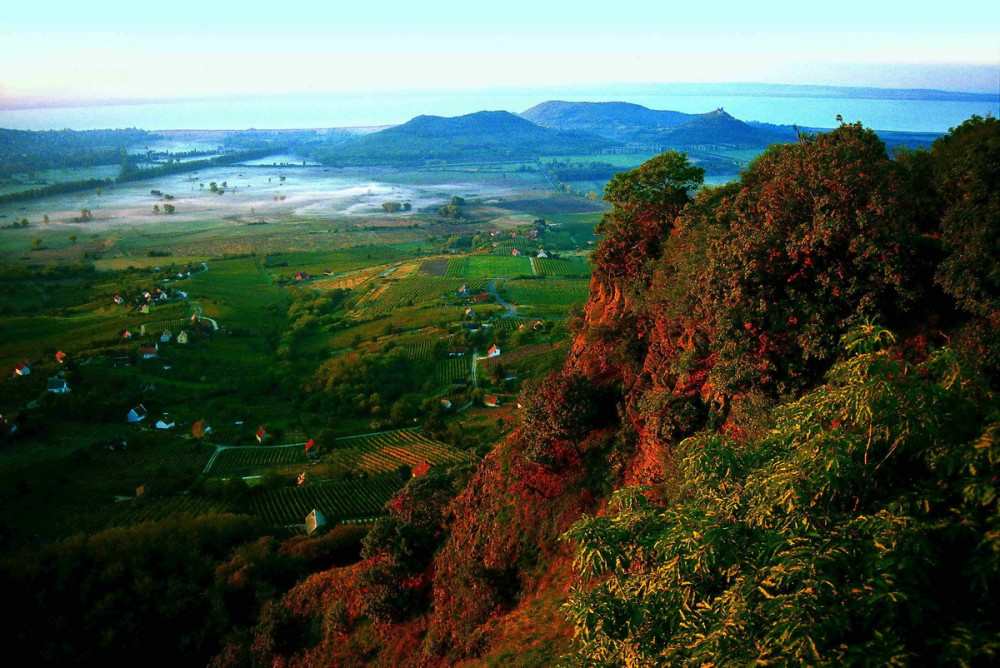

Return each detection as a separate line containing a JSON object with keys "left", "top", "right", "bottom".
{"left": 315, "top": 110, "right": 613, "bottom": 165}
{"left": 522, "top": 101, "right": 795, "bottom": 148}
{"left": 520, "top": 101, "right": 695, "bottom": 131}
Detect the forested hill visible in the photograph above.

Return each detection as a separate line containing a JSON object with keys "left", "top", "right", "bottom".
{"left": 311, "top": 110, "right": 613, "bottom": 165}
{"left": 523, "top": 101, "right": 797, "bottom": 147}
{"left": 520, "top": 100, "right": 695, "bottom": 132}
{"left": 239, "top": 117, "right": 1000, "bottom": 665}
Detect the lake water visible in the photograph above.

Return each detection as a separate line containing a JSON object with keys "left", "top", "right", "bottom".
{"left": 1, "top": 86, "right": 996, "bottom": 133}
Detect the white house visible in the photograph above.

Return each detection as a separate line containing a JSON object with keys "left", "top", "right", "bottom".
{"left": 155, "top": 414, "right": 175, "bottom": 430}
{"left": 127, "top": 404, "right": 148, "bottom": 422}
{"left": 487, "top": 345, "right": 501, "bottom": 358}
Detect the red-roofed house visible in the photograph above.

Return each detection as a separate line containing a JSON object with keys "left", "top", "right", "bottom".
{"left": 256, "top": 427, "right": 267, "bottom": 443}
{"left": 412, "top": 460, "right": 432, "bottom": 476}
{"left": 484, "top": 395, "right": 501, "bottom": 408}
{"left": 139, "top": 342, "right": 158, "bottom": 359}
{"left": 55, "top": 351, "right": 67, "bottom": 363}
{"left": 473, "top": 293, "right": 491, "bottom": 304}
{"left": 487, "top": 345, "right": 501, "bottom": 358}
{"left": 14, "top": 361, "right": 30, "bottom": 376}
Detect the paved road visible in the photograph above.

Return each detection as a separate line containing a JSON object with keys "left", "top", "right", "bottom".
{"left": 488, "top": 280, "right": 520, "bottom": 318}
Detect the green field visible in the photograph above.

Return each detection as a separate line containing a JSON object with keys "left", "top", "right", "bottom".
{"left": 448, "top": 255, "right": 533, "bottom": 278}
{"left": 505, "top": 278, "right": 590, "bottom": 316}
{"left": 535, "top": 258, "right": 592, "bottom": 277}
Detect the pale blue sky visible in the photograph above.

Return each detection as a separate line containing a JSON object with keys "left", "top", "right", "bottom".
{"left": 2, "top": 0, "right": 998, "bottom": 105}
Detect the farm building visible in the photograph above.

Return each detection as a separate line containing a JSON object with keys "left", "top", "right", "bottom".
{"left": 295, "top": 272, "right": 311, "bottom": 281}
{"left": 139, "top": 343, "right": 158, "bottom": 359}
{"left": 472, "top": 293, "right": 491, "bottom": 304}
{"left": 456, "top": 284, "right": 470, "bottom": 298}
{"left": 511, "top": 249, "right": 521, "bottom": 257}
{"left": 177, "top": 331, "right": 190, "bottom": 344}
{"left": 46, "top": 377, "right": 70, "bottom": 393}
{"left": 127, "top": 404, "right": 148, "bottom": 423}
{"left": 122, "top": 330, "right": 132, "bottom": 340}
{"left": 487, "top": 345, "right": 501, "bottom": 358}
{"left": 13, "top": 361, "right": 30, "bottom": 376}
{"left": 323, "top": 269, "right": 333, "bottom": 276}
{"left": 465, "top": 307, "right": 477, "bottom": 319}
{"left": 155, "top": 415, "right": 175, "bottom": 430}
{"left": 305, "top": 509, "right": 326, "bottom": 535}
{"left": 256, "top": 427, "right": 268, "bottom": 443}
{"left": 441, "top": 399, "right": 453, "bottom": 410}
{"left": 484, "top": 395, "right": 501, "bottom": 408}
{"left": 139, "top": 304, "right": 150, "bottom": 314}
{"left": 160, "top": 330, "right": 172, "bottom": 343}
{"left": 413, "top": 460, "right": 433, "bottom": 476}
{"left": 114, "top": 295, "right": 124, "bottom": 304}
{"left": 537, "top": 249, "right": 548, "bottom": 258}
{"left": 448, "top": 346, "right": 469, "bottom": 356}
{"left": 55, "top": 351, "right": 66, "bottom": 364}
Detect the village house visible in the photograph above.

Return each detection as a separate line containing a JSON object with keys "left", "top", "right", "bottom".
{"left": 176, "top": 330, "right": 190, "bottom": 344}
{"left": 440, "top": 399, "right": 453, "bottom": 410}
{"left": 484, "top": 394, "right": 501, "bottom": 408}
{"left": 412, "top": 460, "right": 433, "bottom": 476}
{"left": 55, "top": 351, "right": 66, "bottom": 364}
{"left": 160, "top": 330, "right": 172, "bottom": 343}
{"left": 122, "top": 330, "right": 132, "bottom": 340}
{"left": 139, "top": 342, "right": 158, "bottom": 359}
{"left": 114, "top": 295, "right": 124, "bottom": 305}
{"left": 155, "top": 414, "right": 175, "bottom": 430}
{"left": 511, "top": 249, "right": 521, "bottom": 257}
{"left": 464, "top": 306, "right": 477, "bottom": 319}
{"left": 256, "top": 426, "right": 268, "bottom": 443}
{"left": 127, "top": 404, "right": 147, "bottom": 422}
{"left": 472, "top": 293, "right": 491, "bottom": 304}
{"left": 456, "top": 284, "right": 471, "bottom": 298}
{"left": 14, "top": 361, "right": 30, "bottom": 376}
{"left": 46, "top": 376, "right": 70, "bottom": 393}
{"left": 536, "top": 249, "right": 548, "bottom": 258}
{"left": 305, "top": 509, "right": 326, "bottom": 535}
{"left": 487, "top": 344, "right": 501, "bottom": 357}
{"left": 447, "top": 346, "right": 469, "bottom": 356}
{"left": 294, "top": 272, "right": 310, "bottom": 281}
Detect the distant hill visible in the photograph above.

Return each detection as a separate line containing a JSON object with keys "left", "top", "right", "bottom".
{"left": 314, "top": 110, "right": 614, "bottom": 165}
{"left": 520, "top": 101, "right": 695, "bottom": 133}
{"left": 520, "top": 101, "right": 795, "bottom": 149}
{"left": 651, "top": 108, "right": 795, "bottom": 147}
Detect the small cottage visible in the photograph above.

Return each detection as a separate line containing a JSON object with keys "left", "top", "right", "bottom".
{"left": 536, "top": 249, "right": 548, "bottom": 259}
{"left": 487, "top": 345, "right": 501, "bottom": 358}
{"left": 155, "top": 415, "right": 175, "bottom": 430}
{"left": 14, "top": 361, "right": 30, "bottom": 376}
{"left": 127, "top": 404, "right": 147, "bottom": 422}
{"left": 305, "top": 509, "right": 326, "bottom": 535}
{"left": 160, "top": 330, "right": 172, "bottom": 343}
{"left": 139, "top": 342, "right": 158, "bottom": 359}
{"left": 177, "top": 331, "right": 190, "bottom": 344}
{"left": 484, "top": 394, "right": 501, "bottom": 408}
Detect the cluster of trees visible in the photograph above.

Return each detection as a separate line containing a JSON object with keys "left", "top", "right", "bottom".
{"left": 381, "top": 201, "right": 412, "bottom": 213}
{"left": 0, "top": 128, "right": 148, "bottom": 178}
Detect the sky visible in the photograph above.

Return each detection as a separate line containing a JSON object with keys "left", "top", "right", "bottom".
{"left": 1, "top": 0, "right": 998, "bottom": 107}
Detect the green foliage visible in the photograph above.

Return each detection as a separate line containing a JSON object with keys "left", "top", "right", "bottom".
{"left": 563, "top": 328, "right": 1000, "bottom": 665}
{"left": 592, "top": 151, "right": 703, "bottom": 282}
{"left": 931, "top": 116, "right": 1000, "bottom": 320}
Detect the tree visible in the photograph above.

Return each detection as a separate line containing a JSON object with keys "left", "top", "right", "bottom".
{"left": 31, "top": 237, "right": 42, "bottom": 249}
{"left": 68, "top": 234, "right": 77, "bottom": 245}
{"left": 592, "top": 151, "right": 704, "bottom": 282}
{"left": 564, "top": 327, "right": 1000, "bottom": 665}
{"left": 152, "top": 204, "right": 160, "bottom": 214}
{"left": 163, "top": 204, "right": 175, "bottom": 214}
{"left": 42, "top": 214, "right": 49, "bottom": 223}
